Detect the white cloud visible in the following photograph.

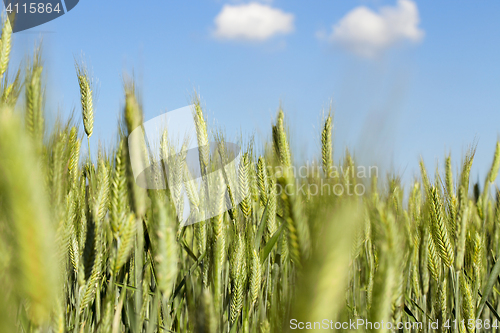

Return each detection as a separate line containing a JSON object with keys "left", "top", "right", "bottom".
{"left": 213, "top": 2, "right": 294, "bottom": 41}
{"left": 327, "top": 0, "right": 424, "bottom": 58}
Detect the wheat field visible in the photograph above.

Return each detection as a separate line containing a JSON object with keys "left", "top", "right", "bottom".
{"left": 1, "top": 18, "right": 500, "bottom": 333}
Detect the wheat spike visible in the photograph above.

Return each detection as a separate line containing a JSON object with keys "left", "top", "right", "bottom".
{"left": 68, "top": 127, "right": 81, "bottom": 187}
{"left": 321, "top": 113, "right": 333, "bottom": 178}
{"left": 93, "top": 158, "right": 110, "bottom": 223}
{"left": 249, "top": 247, "right": 262, "bottom": 306}
{"left": 257, "top": 156, "right": 268, "bottom": 208}
{"left": 114, "top": 213, "right": 136, "bottom": 274}
{"left": 76, "top": 62, "right": 94, "bottom": 138}
{"left": 110, "top": 140, "right": 127, "bottom": 234}
{"left": 238, "top": 152, "right": 251, "bottom": 220}
{"left": 459, "top": 147, "right": 475, "bottom": 192}
{"left": 193, "top": 96, "right": 209, "bottom": 173}
{"left": 439, "top": 277, "right": 447, "bottom": 317}
{"left": 153, "top": 194, "right": 178, "bottom": 302}
{"left": 427, "top": 231, "right": 442, "bottom": 282}
{"left": 58, "top": 186, "right": 76, "bottom": 272}
{"left": 25, "top": 51, "right": 44, "bottom": 143}
{"left": 1, "top": 67, "right": 22, "bottom": 107}
{"left": 429, "top": 186, "right": 454, "bottom": 268}
{"left": 419, "top": 158, "right": 430, "bottom": 193}
{"left": 472, "top": 231, "right": 483, "bottom": 290}
{"left": 0, "top": 16, "right": 12, "bottom": 80}
{"left": 278, "top": 175, "right": 310, "bottom": 265}
{"left": 230, "top": 232, "right": 246, "bottom": 324}
{"left": 455, "top": 186, "right": 469, "bottom": 271}
{"left": 183, "top": 160, "right": 200, "bottom": 210}
{"left": 124, "top": 87, "right": 147, "bottom": 218}
{"left": 487, "top": 141, "right": 500, "bottom": 183}
{"left": 272, "top": 107, "right": 291, "bottom": 168}
{"left": 266, "top": 177, "right": 278, "bottom": 239}
{"left": 460, "top": 274, "right": 475, "bottom": 333}
{"left": 69, "top": 228, "right": 79, "bottom": 276}
{"left": 79, "top": 220, "right": 103, "bottom": 313}
{"left": 212, "top": 175, "right": 227, "bottom": 314}
{"left": 445, "top": 154, "right": 454, "bottom": 198}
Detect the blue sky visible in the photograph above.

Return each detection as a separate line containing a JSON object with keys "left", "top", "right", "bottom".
{"left": 7, "top": 0, "right": 500, "bottom": 187}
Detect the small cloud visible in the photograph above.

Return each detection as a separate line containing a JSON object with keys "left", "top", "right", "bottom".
{"left": 324, "top": 0, "right": 424, "bottom": 58}
{"left": 213, "top": 2, "right": 294, "bottom": 41}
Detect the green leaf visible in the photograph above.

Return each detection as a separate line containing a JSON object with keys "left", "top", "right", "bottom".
{"left": 260, "top": 222, "right": 284, "bottom": 265}
{"left": 255, "top": 197, "right": 270, "bottom": 250}
{"left": 477, "top": 258, "right": 500, "bottom": 318}
{"left": 181, "top": 238, "right": 198, "bottom": 262}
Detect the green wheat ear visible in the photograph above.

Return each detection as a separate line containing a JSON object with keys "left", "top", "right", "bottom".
{"left": 230, "top": 230, "right": 246, "bottom": 324}
{"left": 459, "top": 145, "right": 475, "bottom": 192}
{"left": 272, "top": 107, "right": 291, "bottom": 168}
{"left": 193, "top": 94, "right": 210, "bottom": 174}
{"left": 321, "top": 112, "right": 333, "bottom": 178}
{"left": 212, "top": 175, "right": 227, "bottom": 317}
{"left": 249, "top": 246, "right": 262, "bottom": 306}
{"left": 266, "top": 177, "right": 278, "bottom": 238}
{"left": 455, "top": 186, "right": 469, "bottom": 271}
{"left": 460, "top": 274, "right": 475, "bottom": 332}
{"left": 427, "top": 223, "right": 442, "bottom": 282}
{"left": 0, "top": 16, "right": 12, "bottom": 82}
{"left": 25, "top": 48, "right": 44, "bottom": 144}
{"left": 152, "top": 194, "right": 178, "bottom": 301}
{"left": 2, "top": 66, "right": 22, "bottom": 107}
{"left": 114, "top": 212, "right": 136, "bottom": 275}
{"left": 238, "top": 152, "right": 251, "bottom": 220}
{"left": 110, "top": 139, "right": 127, "bottom": 234}
{"left": 487, "top": 141, "right": 500, "bottom": 183}
{"left": 124, "top": 82, "right": 143, "bottom": 133}
{"left": 445, "top": 154, "right": 454, "bottom": 198}
{"left": 257, "top": 156, "right": 268, "bottom": 207}
{"left": 93, "top": 158, "right": 110, "bottom": 224}
{"left": 68, "top": 127, "right": 81, "bottom": 187}
{"left": 75, "top": 60, "right": 95, "bottom": 139}
{"left": 277, "top": 175, "right": 311, "bottom": 267}
{"left": 419, "top": 158, "right": 430, "bottom": 193}
{"left": 429, "top": 186, "right": 454, "bottom": 268}
{"left": 481, "top": 141, "right": 500, "bottom": 205}
{"left": 123, "top": 85, "right": 147, "bottom": 218}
